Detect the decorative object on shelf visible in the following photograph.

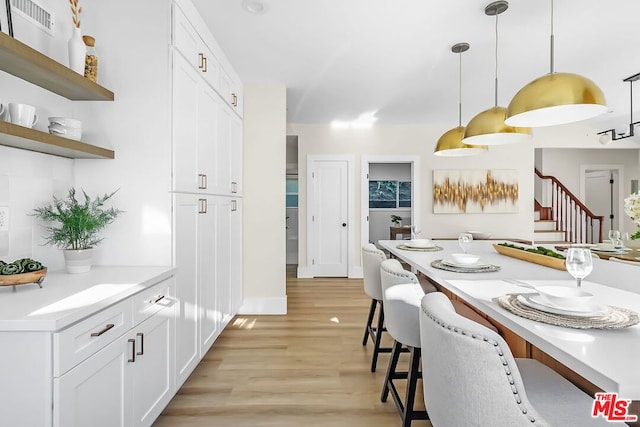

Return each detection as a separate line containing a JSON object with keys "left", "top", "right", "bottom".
{"left": 624, "top": 191, "right": 640, "bottom": 242}
{"left": 463, "top": 1, "right": 532, "bottom": 146}
{"left": 433, "top": 170, "right": 518, "bottom": 213}
{"left": 83, "top": 35, "right": 98, "bottom": 82}
{"left": 597, "top": 72, "right": 640, "bottom": 145}
{"left": 505, "top": 0, "right": 606, "bottom": 127}
{"left": 8, "top": 102, "right": 38, "bottom": 128}
{"left": 67, "top": 0, "right": 85, "bottom": 74}
{"left": 48, "top": 116, "right": 82, "bottom": 140}
{"left": 390, "top": 214, "right": 402, "bottom": 226}
{"left": 0, "top": 0, "right": 14, "bottom": 37}
{"left": 0, "top": 258, "right": 46, "bottom": 291}
{"left": 32, "top": 188, "right": 122, "bottom": 274}
{"left": 434, "top": 43, "right": 487, "bottom": 156}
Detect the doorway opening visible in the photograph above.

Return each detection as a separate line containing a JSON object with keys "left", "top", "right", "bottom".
{"left": 580, "top": 164, "right": 624, "bottom": 241}
{"left": 286, "top": 135, "right": 299, "bottom": 277}
{"left": 361, "top": 156, "right": 420, "bottom": 250}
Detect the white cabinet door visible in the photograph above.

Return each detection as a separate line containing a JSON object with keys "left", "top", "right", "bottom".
{"left": 230, "top": 114, "right": 243, "bottom": 196}
{"left": 215, "top": 197, "right": 232, "bottom": 327}
{"left": 131, "top": 308, "right": 174, "bottom": 427}
{"left": 230, "top": 198, "right": 243, "bottom": 314}
{"left": 54, "top": 333, "right": 132, "bottom": 427}
{"left": 197, "top": 83, "right": 219, "bottom": 193}
{"left": 212, "top": 104, "right": 232, "bottom": 195}
{"left": 172, "top": 52, "right": 199, "bottom": 193}
{"left": 173, "top": 194, "right": 200, "bottom": 387}
{"left": 198, "top": 196, "right": 219, "bottom": 356}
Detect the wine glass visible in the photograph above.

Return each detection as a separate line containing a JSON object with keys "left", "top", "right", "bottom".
{"left": 608, "top": 229, "right": 621, "bottom": 247}
{"left": 565, "top": 247, "right": 593, "bottom": 288}
{"left": 458, "top": 232, "right": 473, "bottom": 253}
{"left": 411, "top": 225, "right": 422, "bottom": 240}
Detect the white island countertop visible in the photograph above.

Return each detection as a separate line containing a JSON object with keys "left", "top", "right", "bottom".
{"left": 0, "top": 266, "right": 175, "bottom": 332}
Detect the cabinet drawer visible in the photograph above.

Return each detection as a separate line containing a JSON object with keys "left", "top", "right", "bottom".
{"left": 132, "top": 278, "right": 175, "bottom": 327}
{"left": 54, "top": 300, "right": 133, "bottom": 377}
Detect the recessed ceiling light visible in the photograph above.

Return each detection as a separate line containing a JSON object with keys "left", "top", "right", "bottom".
{"left": 242, "top": 0, "right": 268, "bottom": 14}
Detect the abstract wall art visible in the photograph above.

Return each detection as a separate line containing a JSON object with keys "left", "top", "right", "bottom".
{"left": 433, "top": 169, "right": 518, "bottom": 213}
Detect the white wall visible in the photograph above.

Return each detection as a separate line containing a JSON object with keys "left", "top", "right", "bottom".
{"left": 289, "top": 123, "right": 535, "bottom": 276}
{"left": 241, "top": 84, "right": 287, "bottom": 314}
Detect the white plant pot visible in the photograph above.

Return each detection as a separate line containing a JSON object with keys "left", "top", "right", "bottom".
{"left": 63, "top": 248, "right": 93, "bottom": 274}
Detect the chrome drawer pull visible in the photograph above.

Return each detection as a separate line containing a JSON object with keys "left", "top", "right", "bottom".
{"left": 90, "top": 323, "right": 114, "bottom": 337}
{"left": 136, "top": 333, "right": 144, "bottom": 356}
{"left": 128, "top": 339, "right": 136, "bottom": 363}
{"left": 151, "top": 295, "right": 165, "bottom": 304}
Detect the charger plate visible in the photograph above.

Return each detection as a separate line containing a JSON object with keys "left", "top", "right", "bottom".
{"left": 431, "top": 259, "right": 500, "bottom": 273}
{"left": 397, "top": 244, "right": 443, "bottom": 252}
{"left": 494, "top": 293, "right": 639, "bottom": 329}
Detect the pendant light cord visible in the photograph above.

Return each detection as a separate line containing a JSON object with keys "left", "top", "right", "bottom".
{"left": 494, "top": 12, "right": 499, "bottom": 107}
{"left": 458, "top": 51, "right": 462, "bottom": 126}
{"left": 549, "top": 0, "right": 554, "bottom": 74}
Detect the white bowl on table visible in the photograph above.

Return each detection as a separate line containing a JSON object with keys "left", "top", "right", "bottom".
{"left": 536, "top": 286, "right": 594, "bottom": 309}
{"left": 407, "top": 238, "right": 432, "bottom": 248}
{"left": 467, "top": 231, "right": 491, "bottom": 240}
{"left": 450, "top": 253, "right": 480, "bottom": 265}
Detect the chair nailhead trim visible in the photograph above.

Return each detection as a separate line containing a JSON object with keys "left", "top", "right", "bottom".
{"left": 421, "top": 304, "right": 539, "bottom": 424}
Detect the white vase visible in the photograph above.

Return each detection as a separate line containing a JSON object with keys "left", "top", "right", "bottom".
{"left": 68, "top": 27, "right": 86, "bottom": 75}
{"left": 63, "top": 248, "right": 93, "bottom": 274}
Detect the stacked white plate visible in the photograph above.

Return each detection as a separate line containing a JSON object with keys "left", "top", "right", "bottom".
{"left": 48, "top": 117, "right": 82, "bottom": 140}
{"left": 404, "top": 239, "right": 433, "bottom": 248}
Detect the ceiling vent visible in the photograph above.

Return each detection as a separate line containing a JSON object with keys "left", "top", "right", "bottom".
{"left": 11, "top": 0, "right": 55, "bottom": 35}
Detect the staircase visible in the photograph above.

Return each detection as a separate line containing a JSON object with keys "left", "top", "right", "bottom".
{"left": 534, "top": 169, "right": 604, "bottom": 244}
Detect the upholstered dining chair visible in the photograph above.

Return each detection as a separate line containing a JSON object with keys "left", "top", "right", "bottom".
{"left": 419, "top": 292, "right": 613, "bottom": 427}
{"left": 361, "top": 243, "right": 391, "bottom": 372}
{"left": 379, "top": 258, "right": 429, "bottom": 427}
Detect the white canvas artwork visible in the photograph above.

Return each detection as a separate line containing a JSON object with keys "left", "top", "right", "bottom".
{"left": 433, "top": 169, "right": 518, "bottom": 214}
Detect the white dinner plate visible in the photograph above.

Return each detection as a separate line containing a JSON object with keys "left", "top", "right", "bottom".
{"left": 516, "top": 294, "right": 609, "bottom": 317}
{"left": 592, "top": 247, "right": 626, "bottom": 253}
{"left": 441, "top": 259, "right": 491, "bottom": 269}
{"left": 404, "top": 242, "right": 435, "bottom": 249}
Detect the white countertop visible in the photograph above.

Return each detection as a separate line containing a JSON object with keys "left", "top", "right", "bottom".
{"left": 0, "top": 266, "right": 175, "bottom": 332}
{"left": 379, "top": 240, "right": 640, "bottom": 399}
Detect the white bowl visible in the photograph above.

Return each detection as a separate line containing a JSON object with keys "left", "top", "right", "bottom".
{"left": 48, "top": 124, "right": 82, "bottom": 140}
{"left": 48, "top": 117, "right": 82, "bottom": 128}
{"left": 536, "top": 286, "right": 594, "bottom": 309}
{"left": 408, "top": 238, "right": 432, "bottom": 248}
{"left": 450, "top": 253, "right": 480, "bottom": 265}
{"left": 468, "top": 231, "right": 491, "bottom": 240}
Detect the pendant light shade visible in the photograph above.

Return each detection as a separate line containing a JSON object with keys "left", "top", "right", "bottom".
{"left": 434, "top": 126, "right": 488, "bottom": 157}
{"left": 434, "top": 42, "right": 488, "bottom": 156}
{"left": 463, "top": 1, "right": 532, "bottom": 145}
{"left": 504, "top": 72, "right": 607, "bottom": 127}
{"left": 504, "top": 0, "right": 606, "bottom": 127}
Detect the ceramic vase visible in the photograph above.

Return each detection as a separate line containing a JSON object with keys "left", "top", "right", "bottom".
{"left": 63, "top": 248, "right": 93, "bottom": 274}
{"left": 68, "top": 27, "right": 86, "bottom": 75}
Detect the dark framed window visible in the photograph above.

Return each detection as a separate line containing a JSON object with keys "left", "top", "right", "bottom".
{"left": 369, "top": 180, "right": 411, "bottom": 208}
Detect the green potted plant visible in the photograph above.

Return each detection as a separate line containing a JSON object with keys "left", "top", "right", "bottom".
{"left": 32, "top": 188, "right": 122, "bottom": 274}
{"left": 390, "top": 214, "right": 403, "bottom": 226}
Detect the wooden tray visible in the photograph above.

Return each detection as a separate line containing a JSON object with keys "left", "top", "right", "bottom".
{"left": 492, "top": 244, "right": 566, "bottom": 270}
{"left": 0, "top": 268, "right": 47, "bottom": 288}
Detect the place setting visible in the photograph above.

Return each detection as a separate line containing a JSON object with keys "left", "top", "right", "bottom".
{"left": 396, "top": 227, "right": 444, "bottom": 252}
{"left": 431, "top": 232, "right": 500, "bottom": 273}
{"left": 495, "top": 247, "right": 640, "bottom": 329}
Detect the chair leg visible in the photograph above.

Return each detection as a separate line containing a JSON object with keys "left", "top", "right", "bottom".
{"left": 381, "top": 340, "right": 403, "bottom": 402}
{"left": 370, "top": 301, "right": 386, "bottom": 372}
{"left": 402, "top": 347, "right": 429, "bottom": 426}
{"left": 362, "top": 298, "right": 377, "bottom": 346}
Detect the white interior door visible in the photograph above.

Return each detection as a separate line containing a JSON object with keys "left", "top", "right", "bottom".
{"left": 310, "top": 159, "right": 348, "bottom": 277}
{"left": 585, "top": 170, "right": 619, "bottom": 238}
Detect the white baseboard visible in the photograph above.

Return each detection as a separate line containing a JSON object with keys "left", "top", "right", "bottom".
{"left": 297, "top": 265, "right": 314, "bottom": 278}
{"left": 349, "top": 265, "right": 363, "bottom": 279}
{"left": 238, "top": 296, "right": 287, "bottom": 315}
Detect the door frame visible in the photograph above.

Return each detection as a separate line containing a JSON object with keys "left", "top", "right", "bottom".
{"left": 579, "top": 164, "right": 624, "bottom": 232}
{"left": 305, "top": 155, "right": 355, "bottom": 278}
{"left": 361, "top": 155, "right": 421, "bottom": 249}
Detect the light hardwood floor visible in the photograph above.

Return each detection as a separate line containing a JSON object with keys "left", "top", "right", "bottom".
{"left": 154, "top": 268, "right": 431, "bottom": 426}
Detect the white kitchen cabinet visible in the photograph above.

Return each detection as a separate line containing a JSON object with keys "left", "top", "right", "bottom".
{"left": 54, "top": 277, "right": 175, "bottom": 427}
{"left": 219, "top": 67, "right": 243, "bottom": 118}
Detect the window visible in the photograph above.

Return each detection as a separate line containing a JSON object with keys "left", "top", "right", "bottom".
{"left": 369, "top": 180, "right": 411, "bottom": 208}
{"left": 286, "top": 177, "right": 298, "bottom": 207}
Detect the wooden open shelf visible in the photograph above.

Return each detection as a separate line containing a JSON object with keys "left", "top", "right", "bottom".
{"left": 0, "top": 122, "right": 114, "bottom": 159}
{"left": 0, "top": 32, "right": 114, "bottom": 101}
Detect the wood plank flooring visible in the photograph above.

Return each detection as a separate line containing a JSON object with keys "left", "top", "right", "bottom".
{"left": 154, "top": 269, "right": 431, "bottom": 426}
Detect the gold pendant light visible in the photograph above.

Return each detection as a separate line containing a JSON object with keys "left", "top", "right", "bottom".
{"left": 463, "top": 1, "right": 532, "bottom": 145}
{"left": 504, "top": 0, "right": 606, "bottom": 127}
{"left": 434, "top": 43, "right": 488, "bottom": 156}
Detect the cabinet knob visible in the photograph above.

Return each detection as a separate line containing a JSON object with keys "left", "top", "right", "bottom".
{"left": 198, "top": 174, "right": 208, "bottom": 189}
{"left": 231, "top": 200, "right": 237, "bottom": 212}
{"left": 198, "top": 53, "right": 204, "bottom": 69}
{"left": 231, "top": 93, "right": 238, "bottom": 107}
{"left": 202, "top": 56, "right": 208, "bottom": 73}
{"left": 231, "top": 181, "right": 237, "bottom": 193}
{"left": 128, "top": 338, "right": 136, "bottom": 363}
{"left": 198, "top": 199, "right": 207, "bottom": 214}
{"left": 136, "top": 332, "right": 144, "bottom": 356}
